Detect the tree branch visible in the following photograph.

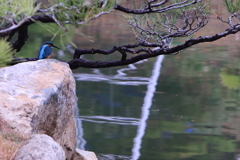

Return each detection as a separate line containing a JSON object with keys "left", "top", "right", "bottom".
{"left": 0, "top": 15, "right": 55, "bottom": 51}
{"left": 67, "top": 24, "right": 240, "bottom": 69}
{"left": 3, "top": 0, "right": 240, "bottom": 71}
{"left": 114, "top": 0, "right": 203, "bottom": 14}
{"left": 10, "top": 20, "right": 240, "bottom": 69}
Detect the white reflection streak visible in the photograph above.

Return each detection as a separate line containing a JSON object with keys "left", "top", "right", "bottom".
{"left": 75, "top": 118, "right": 87, "bottom": 149}
{"left": 92, "top": 69, "right": 104, "bottom": 75}
{"left": 74, "top": 73, "right": 150, "bottom": 85}
{"left": 131, "top": 55, "right": 164, "bottom": 160}
{"left": 74, "top": 59, "right": 150, "bottom": 85}
{"left": 75, "top": 105, "right": 87, "bottom": 149}
{"left": 116, "top": 59, "right": 147, "bottom": 76}
{"left": 76, "top": 115, "right": 140, "bottom": 125}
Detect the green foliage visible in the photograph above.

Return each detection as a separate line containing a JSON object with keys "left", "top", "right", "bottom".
{"left": 168, "top": 0, "right": 211, "bottom": 18}
{"left": 220, "top": 68, "right": 240, "bottom": 90}
{"left": 46, "top": 0, "right": 115, "bottom": 27}
{"left": 33, "top": 0, "right": 117, "bottom": 48}
{"left": 21, "top": 23, "right": 76, "bottom": 56}
{"left": 0, "top": 0, "right": 40, "bottom": 26}
{"left": 222, "top": 0, "right": 240, "bottom": 13}
{"left": 0, "top": 39, "right": 14, "bottom": 67}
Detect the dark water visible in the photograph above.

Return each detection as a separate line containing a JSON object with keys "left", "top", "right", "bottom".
{"left": 72, "top": 13, "right": 240, "bottom": 160}
{"left": 74, "top": 49, "right": 240, "bottom": 160}
{"left": 18, "top": 10, "right": 240, "bottom": 160}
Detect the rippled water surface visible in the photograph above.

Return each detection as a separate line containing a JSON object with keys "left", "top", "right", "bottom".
{"left": 72, "top": 12, "right": 240, "bottom": 160}
{"left": 20, "top": 7, "right": 240, "bottom": 160}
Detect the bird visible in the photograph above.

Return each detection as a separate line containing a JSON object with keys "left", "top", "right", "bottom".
{"left": 38, "top": 41, "right": 60, "bottom": 59}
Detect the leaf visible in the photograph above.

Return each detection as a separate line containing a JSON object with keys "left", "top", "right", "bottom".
{"left": 0, "top": 39, "right": 14, "bottom": 67}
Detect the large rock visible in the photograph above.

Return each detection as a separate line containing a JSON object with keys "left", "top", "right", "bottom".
{"left": 0, "top": 59, "right": 77, "bottom": 159}
{"left": 13, "top": 134, "right": 65, "bottom": 160}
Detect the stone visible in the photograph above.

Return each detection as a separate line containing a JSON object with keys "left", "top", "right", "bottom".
{"left": 76, "top": 148, "right": 98, "bottom": 160}
{"left": 0, "top": 59, "right": 77, "bottom": 159}
{"left": 13, "top": 134, "right": 65, "bottom": 160}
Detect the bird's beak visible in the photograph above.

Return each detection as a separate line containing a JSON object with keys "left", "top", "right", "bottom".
{"left": 53, "top": 45, "right": 60, "bottom": 49}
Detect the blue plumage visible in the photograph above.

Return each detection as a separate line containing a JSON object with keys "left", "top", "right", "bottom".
{"left": 38, "top": 41, "right": 60, "bottom": 60}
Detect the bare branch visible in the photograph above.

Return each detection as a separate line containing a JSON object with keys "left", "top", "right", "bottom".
{"left": 2, "top": 0, "right": 240, "bottom": 71}
{"left": 115, "top": 0, "right": 203, "bottom": 14}
{"left": 64, "top": 11, "right": 111, "bottom": 25}
{"left": 149, "top": 0, "right": 169, "bottom": 8}
{"left": 0, "top": 17, "right": 29, "bottom": 33}
{"left": 36, "top": 0, "right": 112, "bottom": 27}
{"left": 66, "top": 24, "right": 240, "bottom": 69}
{"left": 127, "top": 4, "right": 209, "bottom": 48}
{"left": 217, "top": 12, "right": 240, "bottom": 29}
{"left": 10, "top": 22, "right": 240, "bottom": 70}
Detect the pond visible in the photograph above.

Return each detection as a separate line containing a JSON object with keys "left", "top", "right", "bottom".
{"left": 19, "top": 9, "right": 240, "bottom": 160}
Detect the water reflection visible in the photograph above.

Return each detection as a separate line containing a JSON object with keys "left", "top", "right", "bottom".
{"left": 76, "top": 116, "right": 140, "bottom": 125}
{"left": 17, "top": 4, "right": 240, "bottom": 160}
{"left": 132, "top": 55, "right": 164, "bottom": 160}
{"left": 74, "top": 59, "right": 150, "bottom": 86}
{"left": 74, "top": 45, "right": 240, "bottom": 160}
{"left": 75, "top": 55, "right": 164, "bottom": 160}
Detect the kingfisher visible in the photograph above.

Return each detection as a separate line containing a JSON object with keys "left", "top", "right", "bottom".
{"left": 38, "top": 41, "right": 60, "bottom": 59}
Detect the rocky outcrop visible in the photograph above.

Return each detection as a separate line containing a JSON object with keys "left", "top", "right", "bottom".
{"left": 13, "top": 134, "right": 65, "bottom": 160}
{"left": 0, "top": 60, "right": 77, "bottom": 159}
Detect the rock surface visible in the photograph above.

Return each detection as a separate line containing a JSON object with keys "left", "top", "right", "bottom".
{"left": 0, "top": 59, "right": 77, "bottom": 159}
{"left": 13, "top": 134, "right": 65, "bottom": 160}
{"left": 76, "top": 148, "right": 99, "bottom": 160}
